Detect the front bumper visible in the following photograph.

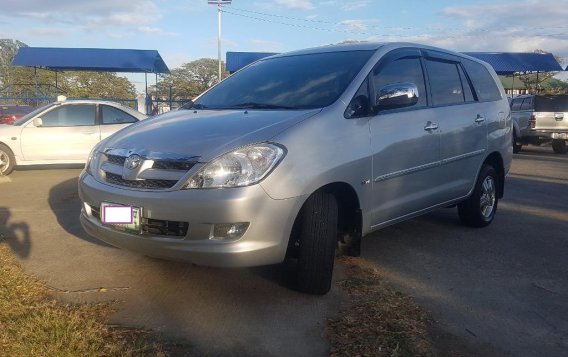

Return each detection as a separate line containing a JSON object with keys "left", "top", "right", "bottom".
{"left": 78, "top": 172, "right": 306, "bottom": 267}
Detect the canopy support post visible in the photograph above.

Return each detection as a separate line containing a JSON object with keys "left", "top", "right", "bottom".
{"left": 511, "top": 74, "right": 515, "bottom": 96}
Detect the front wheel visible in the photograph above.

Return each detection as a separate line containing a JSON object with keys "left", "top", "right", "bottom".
{"left": 458, "top": 165, "right": 499, "bottom": 227}
{"left": 295, "top": 191, "right": 338, "bottom": 295}
{"left": 552, "top": 140, "right": 567, "bottom": 154}
{"left": 0, "top": 144, "right": 15, "bottom": 176}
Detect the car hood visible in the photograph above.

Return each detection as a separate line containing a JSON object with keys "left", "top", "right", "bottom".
{"left": 102, "top": 108, "right": 321, "bottom": 161}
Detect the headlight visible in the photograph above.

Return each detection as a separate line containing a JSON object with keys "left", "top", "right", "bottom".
{"left": 85, "top": 141, "right": 105, "bottom": 175}
{"left": 184, "top": 143, "right": 285, "bottom": 189}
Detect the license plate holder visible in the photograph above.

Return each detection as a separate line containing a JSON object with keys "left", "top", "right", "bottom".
{"left": 101, "top": 202, "right": 141, "bottom": 233}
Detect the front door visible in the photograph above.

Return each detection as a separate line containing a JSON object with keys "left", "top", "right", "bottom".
{"left": 20, "top": 104, "right": 99, "bottom": 161}
{"left": 370, "top": 50, "right": 442, "bottom": 227}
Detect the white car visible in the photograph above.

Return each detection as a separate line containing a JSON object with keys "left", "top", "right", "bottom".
{"left": 0, "top": 98, "right": 146, "bottom": 175}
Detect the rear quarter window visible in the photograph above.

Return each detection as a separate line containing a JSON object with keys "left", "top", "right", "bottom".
{"left": 462, "top": 59, "right": 502, "bottom": 102}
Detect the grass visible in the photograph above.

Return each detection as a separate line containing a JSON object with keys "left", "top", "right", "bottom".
{"left": 0, "top": 243, "right": 174, "bottom": 357}
{"left": 327, "top": 257, "right": 437, "bottom": 357}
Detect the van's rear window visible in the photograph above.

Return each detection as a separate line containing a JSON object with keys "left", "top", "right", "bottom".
{"left": 534, "top": 95, "right": 568, "bottom": 112}
{"left": 194, "top": 50, "right": 374, "bottom": 110}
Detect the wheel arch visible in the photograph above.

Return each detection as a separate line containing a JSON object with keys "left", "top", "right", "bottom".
{"left": 287, "top": 181, "right": 363, "bottom": 257}
{"left": 483, "top": 152, "right": 505, "bottom": 199}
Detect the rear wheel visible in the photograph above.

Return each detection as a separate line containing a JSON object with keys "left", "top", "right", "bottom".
{"left": 513, "top": 132, "right": 522, "bottom": 153}
{"left": 458, "top": 165, "right": 498, "bottom": 227}
{"left": 295, "top": 191, "right": 338, "bottom": 295}
{"left": 0, "top": 144, "right": 15, "bottom": 176}
{"left": 552, "top": 139, "right": 567, "bottom": 154}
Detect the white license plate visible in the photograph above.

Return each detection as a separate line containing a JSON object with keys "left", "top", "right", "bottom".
{"left": 101, "top": 202, "right": 141, "bottom": 233}
{"left": 551, "top": 133, "right": 567, "bottom": 139}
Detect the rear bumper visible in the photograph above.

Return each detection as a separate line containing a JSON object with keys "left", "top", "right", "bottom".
{"left": 521, "top": 129, "right": 568, "bottom": 140}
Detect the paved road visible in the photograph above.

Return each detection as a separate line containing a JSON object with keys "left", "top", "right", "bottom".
{"left": 1, "top": 146, "right": 567, "bottom": 356}
{"left": 363, "top": 146, "right": 568, "bottom": 357}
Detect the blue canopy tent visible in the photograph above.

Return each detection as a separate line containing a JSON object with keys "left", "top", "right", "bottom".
{"left": 11, "top": 47, "right": 170, "bottom": 101}
{"left": 464, "top": 52, "right": 563, "bottom": 95}
{"left": 226, "top": 51, "right": 278, "bottom": 73}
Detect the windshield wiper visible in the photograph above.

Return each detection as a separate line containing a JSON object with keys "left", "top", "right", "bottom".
{"left": 223, "top": 102, "right": 298, "bottom": 110}
{"left": 179, "top": 101, "right": 209, "bottom": 110}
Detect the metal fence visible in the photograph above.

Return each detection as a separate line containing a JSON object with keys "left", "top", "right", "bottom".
{"left": 0, "top": 96, "right": 138, "bottom": 109}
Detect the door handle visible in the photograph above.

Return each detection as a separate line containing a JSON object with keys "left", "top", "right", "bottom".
{"left": 475, "top": 114, "right": 485, "bottom": 123}
{"left": 424, "top": 122, "right": 439, "bottom": 131}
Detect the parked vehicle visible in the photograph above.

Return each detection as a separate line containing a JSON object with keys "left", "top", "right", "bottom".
{"left": 0, "top": 98, "right": 146, "bottom": 175}
{"left": 79, "top": 43, "right": 512, "bottom": 294}
{"left": 0, "top": 105, "right": 34, "bottom": 125}
{"left": 510, "top": 94, "right": 568, "bottom": 154}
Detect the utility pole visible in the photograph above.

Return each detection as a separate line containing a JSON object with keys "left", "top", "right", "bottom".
{"left": 208, "top": 0, "right": 232, "bottom": 82}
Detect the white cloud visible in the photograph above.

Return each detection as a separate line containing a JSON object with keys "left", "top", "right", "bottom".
{"left": 0, "top": 0, "right": 163, "bottom": 34}
{"left": 137, "top": 27, "right": 180, "bottom": 36}
{"left": 342, "top": 1, "right": 370, "bottom": 11}
{"left": 337, "top": 0, "right": 568, "bottom": 64}
{"left": 274, "top": 0, "right": 315, "bottom": 10}
{"left": 339, "top": 20, "right": 368, "bottom": 31}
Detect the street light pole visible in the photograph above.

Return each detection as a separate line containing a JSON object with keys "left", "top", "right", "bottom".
{"left": 208, "top": 0, "right": 232, "bottom": 83}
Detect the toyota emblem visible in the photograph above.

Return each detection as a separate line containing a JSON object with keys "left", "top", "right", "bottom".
{"left": 125, "top": 154, "right": 142, "bottom": 170}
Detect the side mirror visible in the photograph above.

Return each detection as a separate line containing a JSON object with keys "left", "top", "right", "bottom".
{"left": 375, "top": 82, "right": 419, "bottom": 110}
{"left": 33, "top": 117, "right": 43, "bottom": 127}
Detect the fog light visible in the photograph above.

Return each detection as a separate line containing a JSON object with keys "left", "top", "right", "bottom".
{"left": 83, "top": 202, "right": 92, "bottom": 216}
{"left": 210, "top": 223, "right": 249, "bottom": 240}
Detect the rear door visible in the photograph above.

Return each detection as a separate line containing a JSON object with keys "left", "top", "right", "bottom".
{"left": 20, "top": 103, "right": 99, "bottom": 161}
{"left": 425, "top": 53, "right": 490, "bottom": 201}
{"left": 99, "top": 104, "right": 139, "bottom": 140}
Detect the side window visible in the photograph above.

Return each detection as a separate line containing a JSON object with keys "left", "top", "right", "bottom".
{"left": 426, "top": 59, "right": 465, "bottom": 106}
{"left": 457, "top": 65, "right": 474, "bottom": 102}
{"left": 345, "top": 78, "right": 370, "bottom": 118}
{"left": 373, "top": 57, "right": 427, "bottom": 108}
{"left": 101, "top": 105, "right": 137, "bottom": 124}
{"left": 462, "top": 59, "right": 502, "bottom": 102}
{"left": 520, "top": 97, "right": 532, "bottom": 110}
{"left": 511, "top": 99, "right": 523, "bottom": 111}
{"left": 40, "top": 104, "right": 96, "bottom": 127}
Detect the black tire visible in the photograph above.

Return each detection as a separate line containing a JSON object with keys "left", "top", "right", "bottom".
{"left": 458, "top": 165, "right": 498, "bottom": 228}
{"left": 0, "top": 143, "right": 15, "bottom": 176}
{"left": 552, "top": 140, "right": 567, "bottom": 154}
{"left": 513, "top": 132, "right": 522, "bottom": 153}
{"left": 296, "top": 191, "right": 338, "bottom": 295}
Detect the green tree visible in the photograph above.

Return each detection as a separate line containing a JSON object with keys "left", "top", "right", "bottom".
{"left": 63, "top": 71, "right": 136, "bottom": 99}
{"left": 517, "top": 49, "right": 564, "bottom": 94}
{"left": 152, "top": 58, "right": 228, "bottom": 100}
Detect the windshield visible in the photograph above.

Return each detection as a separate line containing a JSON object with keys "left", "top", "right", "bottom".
{"left": 13, "top": 104, "right": 54, "bottom": 126}
{"left": 193, "top": 50, "right": 374, "bottom": 110}
{"left": 534, "top": 95, "right": 568, "bottom": 112}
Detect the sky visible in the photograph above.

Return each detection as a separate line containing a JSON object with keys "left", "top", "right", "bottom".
{"left": 1, "top": 0, "right": 567, "bottom": 91}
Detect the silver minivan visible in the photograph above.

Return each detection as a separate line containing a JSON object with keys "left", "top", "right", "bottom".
{"left": 79, "top": 43, "right": 512, "bottom": 294}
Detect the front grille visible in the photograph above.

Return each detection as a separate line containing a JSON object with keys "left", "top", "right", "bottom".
{"left": 142, "top": 218, "right": 189, "bottom": 237}
{"left": 106, "top": 154, "right": 126, "bottom": 166}
{"left": 88, "top": 204, "right": 188, "bottom": 238}
{"left": 152, "top": 160, "right": 196, "bottom": 171}
{"left": 105, "top": 172, "right": 178, "bottom": 189}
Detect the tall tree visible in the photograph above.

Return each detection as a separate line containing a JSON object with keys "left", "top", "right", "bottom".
{"left": 152, "top": 58, "right": 228, "bottom": 100}
{"left": 517, "top": 49, "right": 564, "bottom": 94}
{"left": 64, "top": 71, "right": 136, "bottom": 99}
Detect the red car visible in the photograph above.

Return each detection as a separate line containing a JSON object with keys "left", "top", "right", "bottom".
{"left": 0, "top": 105, "right": 34, "bottom": 125}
